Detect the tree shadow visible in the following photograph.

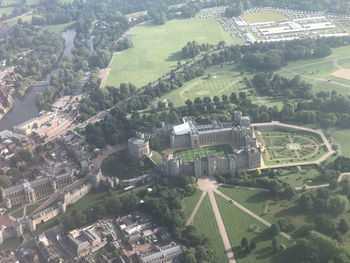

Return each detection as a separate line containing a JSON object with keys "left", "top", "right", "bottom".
{"left": 246, "top": 192, "right": 270, "bottom": 205}
{"left": 165, "top": 51, "right": 181, "bottom": 61}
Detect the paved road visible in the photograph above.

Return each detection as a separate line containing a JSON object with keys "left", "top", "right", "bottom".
{"left": 186, "top": 191, "right": 206, "bottom": 226}
{"left": 208, "top": 190, "right": 237, "bottom": 263}
{"left": 215, "top": 190, "right": 295, "bottom": 243}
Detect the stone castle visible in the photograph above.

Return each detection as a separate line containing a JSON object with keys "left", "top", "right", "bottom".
{"left": 165, "top": 111, "right": 262, "bottom": 177}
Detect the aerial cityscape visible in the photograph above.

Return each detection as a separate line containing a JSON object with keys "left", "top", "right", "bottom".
{"left": 0, "top": 0, "right": 349, "bottom": 262}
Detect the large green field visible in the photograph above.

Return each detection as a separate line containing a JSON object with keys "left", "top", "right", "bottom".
{"left": 331, "top": 129, "right": 350, "bottom": 158}
{"left": 215, "top": 194, "right": 292, "bottom": 263}
{"left": 105, "top": 18, "right": 244, "bottom": 89}
{"left": 241, "top": 11, "right": 287, "bottom": 24}
{"left": 39, "top": 21, "right": 75, "bottom": 34}
{"left": 279, "top": 46, "right": 350, "bottom": 96}
{"left": 193, "top": 194, "right": 228, "bottom": 263}
{"left": 174, "top": 144, "right": 233, "bottom": 163}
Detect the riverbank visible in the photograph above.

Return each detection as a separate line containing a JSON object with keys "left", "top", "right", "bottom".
{"left": 0, "top": 29, "right": 76, "bottom": 131}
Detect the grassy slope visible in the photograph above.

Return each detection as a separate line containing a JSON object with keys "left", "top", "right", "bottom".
{"left": 182, "top": 189, "right": 202, "bottom": 220}
{"left": 193, "top": 193, "right": 228, "bottom": 263}
{"left": 331, "top": 129, "right": 350, "bottom": 158}
{"left": 106, "top": 18, "right": 244, "bottom": 89}
{"left": 0, "top": 237, "right": 22, "bottom": 250}
{"left": 151, "top": 150, "right": 163, "bottom": 165}
{"left": 215, "top": 194, "right": 292, "bottom": 263}
{"left": 174, "top": 144, "right": 233, "bottom": 163}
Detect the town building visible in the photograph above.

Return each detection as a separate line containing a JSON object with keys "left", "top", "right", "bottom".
{"left": 137, "top": 242, "right": 185, "bottom": 263}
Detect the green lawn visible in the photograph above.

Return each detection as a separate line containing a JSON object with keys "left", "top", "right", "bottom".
{"left": 32, "top": 217, "right": 58, "bottom": 236}
{"left": 174, "top": 144, "right": 233, "bottom": 163}
{"left": 105, "top": 18, "right": 244, "bottom": 89}
{"left": 218, "top": 186, "right": 274, "bottom": 223}
{"left": 215, "top": 194, "right": 293, "bottom": 263}
{"left": 241, "top": 11, "right": 287, "bottom": 23}
{"left": 277, "top": 166, "right": 324, "bottom": 187}
{"left": 182, "top": 189, "right": 202, "bottom": 220}
{"left": 151, "top": 151, "right": 163, "bottom": 165}
{"left": 12, "top": 207, "right": 24, "bottom": 218}
{"left": 193, "top": 194, "right": 228, "bottom": 263}
{"left": 0, "top": 237, "right": 22, "bottom": 250}
{"left": 39, "top": 21, "right": 75, "bottom": 34}
{"left": 0, "top": 6, "right": 14, "bottom": 16}
{"left": 331, "top": 129, "right": 350, "bottom": 158}
{"left": 7, "top": 14, "right": 42, "bottom": 26}
{"left": 26, "top": 203, "right": 42, "bottom": 216}
{"left": 155, "top": 63, "right": 254, "bottom": 107}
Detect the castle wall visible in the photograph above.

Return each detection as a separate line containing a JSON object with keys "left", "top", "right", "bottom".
{"left": 171, "top": 134, "right": 191, "bottom": 148}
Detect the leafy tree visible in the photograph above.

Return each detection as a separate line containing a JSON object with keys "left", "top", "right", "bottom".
{"left": 338, "top": 219, "right": 349, "bottom": 235}
{"left": 241, "top": 237, "right": 248, "bottom": 248}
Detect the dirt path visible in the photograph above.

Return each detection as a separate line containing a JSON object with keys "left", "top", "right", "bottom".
{"left": 208, "top": 190, "right": 236, "bottom": 263}
{"left": 186, "top": 191, "right": 206, "bottom": 226}
{"left": 0, "top": 9, "right": 33, "bottom": 25}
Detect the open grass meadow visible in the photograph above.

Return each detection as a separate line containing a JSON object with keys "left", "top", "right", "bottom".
{"left": 0, "top": 6, "right": 14, "bottom": 16}
{"left": 193, "top": 194, "right": 228, "bottom": 263}
{"left": 105, "top": 18, "right": 245, "bottom": 89}
{"left": 215, "top": 194, "right": 293, "bottom": 263}
{"left": 174, "top": 144, "right": 233, "bottom": 163}
{"left": 277, "top": 166, "right": 324, "bottom": 187}
{"left": 182, "top": 189, "right": 202, "bottom": 220}
{"left": 331, "top": 129, "right": 350, "bottom": 158}
{"left": 241, "top": 11, "right": 287, "bottom": 24}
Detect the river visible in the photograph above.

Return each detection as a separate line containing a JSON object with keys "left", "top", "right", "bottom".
{"left": 0, "top": 29, "right": 76, "bottom": 131}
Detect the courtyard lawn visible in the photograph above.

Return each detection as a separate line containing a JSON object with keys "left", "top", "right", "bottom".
{"left": 0, "top": 237, "right": 22, "bottom": 250}
{"left": 12, "top": 207, "right": 24, "bottom": 218}
{"left": 182, "top": 189, "right": 202, "bottom": 220}
{"left": 218, "top": 186, "right": 274, "bottom": 223}
{"left": 193, "top": 194, "right": 228, "bottom": 263}
{"left": 33, "top": 218, "right": 58, "bottom": 236}
{"left": 174, "top": 144, "right": 233, "bottom": 163}
{"left": 105, "top": 18, "right": 244, "bottom": 89}
{"left": 150, "top": 151, "right": 163, "bottom": 165}
{"left": 26, "top": 203, "right": 42, "bottom": 216}
{"left": 331, "top": 129, "right": 350, "bottom": 158}
{"left": 215, "top": 194, "right": 293, "bottom": 263}
{"left": 241, "top": 11, "right": 287, "bottom": 24}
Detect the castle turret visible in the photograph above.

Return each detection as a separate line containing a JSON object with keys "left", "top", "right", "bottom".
{"left": 164, "top": 156, "right": 182, "bottom": 176}
{"left": 234, "top": 111, "right": 242, "bottom": 124}
{"left": 92, "top": 169, "right": 101, "bottom": 188}
{"left": 0, "top": 225, "right": 5, "bottom": 245}
{"left": 207, "top": 153, "right": 216, "bottom": 176}
{"left": 15, "top": 220, "right": 24, "bottom": 237}
{"left": 194, "top": 154, "right": 202, "bottom": 178}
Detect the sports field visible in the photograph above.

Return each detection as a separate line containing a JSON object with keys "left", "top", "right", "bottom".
{"left": 193, "top": 194, "right": 228, "bottom": 263}
{"left": 331, "top": 129, "right": 350, "bottom": 157}
{"left": 105, "top": 18, "right": 245, "bottom": 88}
{"left": 241, "top": 11, "right": 287, "bottom": 24}
{"left": 215, "top": 194, "right": 292, "bottom": 263}
{"left": 174, "top": 144, "right": 233, "bottom": 163}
